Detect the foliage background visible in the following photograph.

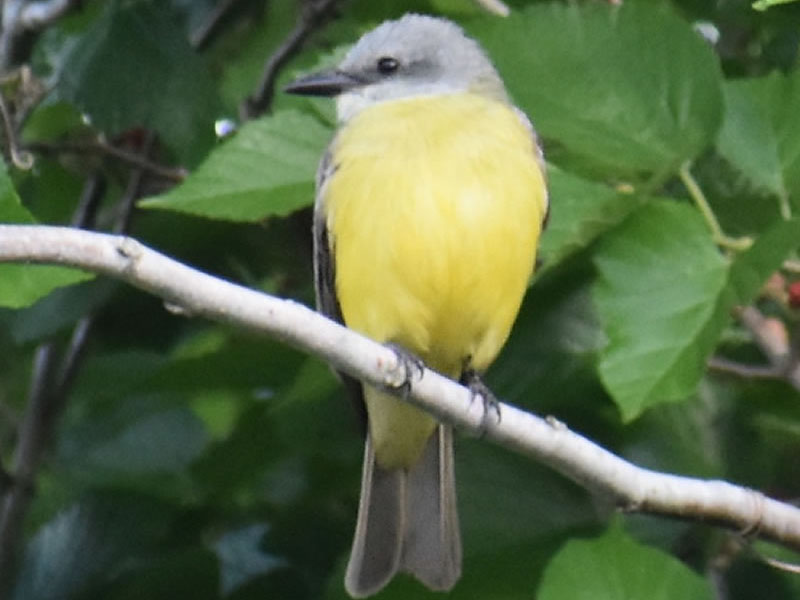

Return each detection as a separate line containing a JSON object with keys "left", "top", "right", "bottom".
{"left": 1, "top": 0, "right": 800, "bottom": 598}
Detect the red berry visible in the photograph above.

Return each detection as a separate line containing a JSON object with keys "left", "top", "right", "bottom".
{"left": 788, "top": 281, "right": 800, "bottom": 308}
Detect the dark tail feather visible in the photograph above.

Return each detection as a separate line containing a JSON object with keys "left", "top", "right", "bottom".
{"left": 345, "top": 436, "right": 404, "bottom": 597}
{"left": 344, "top": 426, "right": 461, "bottom": 598}
{"left": 401, "top": 425, "right": 461, "bottom": 590}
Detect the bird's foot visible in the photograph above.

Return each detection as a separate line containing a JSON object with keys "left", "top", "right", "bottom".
{"left": 384, "top": 343, "right": 425, "bottom": 397}
{"left": 460, "top": 369, "right": 501, "bottom": 437}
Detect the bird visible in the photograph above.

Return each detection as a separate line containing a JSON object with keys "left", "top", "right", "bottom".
{"left": 285, "top": 13, "right": 548, "bottom": 597}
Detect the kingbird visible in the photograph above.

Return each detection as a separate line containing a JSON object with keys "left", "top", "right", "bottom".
{"left": 285, "top": 14, "right": 548, "bottom": 597}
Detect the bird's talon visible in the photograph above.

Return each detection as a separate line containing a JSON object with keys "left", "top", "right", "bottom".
{"left": 385, "top": 343, "right": 424, "bottom": 396}
{"left": 461, "top": 369, "right": 501, "bottom": 437}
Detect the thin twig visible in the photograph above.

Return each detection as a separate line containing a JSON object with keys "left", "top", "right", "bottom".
{"left": 679, "top": 162, "right": 752, "bottom": 252}
{"left": 190, "top": 0, "right": 245, "bottom": 50}
{"left": 0, "top": 173, "right": 107, "bottom": 596}
{"left": 0, "top": 153, "right": 145, "bottom": 592}
{"left": 25, "top": 139, "right": 186, "bottom": 182}
{"left": 241, "top": 0, "right": 339, "bottom": 119}
{"left": 70, "top": 172, "right": 106, "bottom": 229}
{"left": 0, "top": 343, "right": 58, "bottom": 593}
{"left": 737, "top": 307, "right": 791, "bottom": 371}
{"left": 735, "top": 306, "right": 800, "bottom": 392}
{"left": 707, "top": 535, "right": 744, "bottom": 600}
{"left": 0, "top": 90, "right": 33, "bottom": 169}
{"left": 113, "top": 131, "right": 156, "bottom": 234}
{"left": 707, "top": 356, "right": 783, "bottom": 380}
{"left": 51, "top": 316, "right": 93, "bottom": 405}
{"left": 3, "top": 225, "right": 800, "bottom": 552}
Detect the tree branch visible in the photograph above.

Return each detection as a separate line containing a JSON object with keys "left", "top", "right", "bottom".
{"left": 707, "top": 356, "right": 783, "bottom": 380}
{"left": 2, "top": 225, "right": 800, "bottom": 551}
{"left": 0, "top": 149, "right": 154, "bottom": 591}
{"left": 241, "top": 0, "right": 339, "bottom": 119}
{"left": 0, "top": 88, "right": 33, "bottom": 169}
{"left": 0, "top": 343, "right": 59, "bottom": 588}
{"left": 25, "top": 139, "right": 187, "bottom": 182}
{"left": 736, "top": 306, "right": 800, "bottom": 390}
{"left": 0, "top": 173, "right": 106, "bottom": 593}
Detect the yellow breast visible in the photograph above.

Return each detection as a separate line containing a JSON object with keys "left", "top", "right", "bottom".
{"left": 324, "top": 92, "right": 546, "bottom": 467}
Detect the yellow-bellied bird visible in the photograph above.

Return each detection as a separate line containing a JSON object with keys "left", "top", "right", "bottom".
{"left": 285, "top": 14, "right": 548, "bottom": 597}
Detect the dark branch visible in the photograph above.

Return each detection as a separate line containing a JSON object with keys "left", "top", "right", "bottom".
{"left": 241, "top": 0, "right": 339, "bottom": 119}
{"left": 0, "top": 89, "right": 33, "bottom": 169}
{"left": 735, "top": 306, "right": 800, "bottom": 391}
{"left": 70, "top": 172, "right": 106, "bottom": 229}
{"left": 707, "top": 356, "right": 784, "bottom": 380}
{"left": 0, "top": 167, "right": 109, "bottom": 594}
{"left": 0, "top": 344, "right": 59, "bottom": 593}
{"left": 113, "top": 131, "right": 156, "bottom": 234}
{"left": 25, "top": 139, "right": 187, "bottom": 182}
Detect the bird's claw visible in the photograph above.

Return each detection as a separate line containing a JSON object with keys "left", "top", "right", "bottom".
{"left": 461, "top": 369, "right": 501, "bottom": 437}
{"left": 384, "top": 343, "right": 424, "bottom": 397}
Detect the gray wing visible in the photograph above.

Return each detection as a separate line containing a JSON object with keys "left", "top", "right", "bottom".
{"left": 513, "top": 106, "right": 550, "bottom": 229}
{"left": 314, "top": 147, "right": 367, "bottom": 427}
{"left": 313, "top": 148, "right": 343, "bottom": 322}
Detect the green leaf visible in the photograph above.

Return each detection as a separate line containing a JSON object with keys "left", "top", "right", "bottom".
{"left": 726, "top": 218, "right": 800, "bottom": 305}
{"left": 55, "top": 0, "right": 220, "bottom": 165}
{"left": 593, "top": 202, "right": 729, "bottom": 420}
{"left": 537, "top": 522, "right": 712, "bottom": 600}
{"left": 752, "top": 0, "right": 800, "bottom": 11}
{"left": 214, "top": 524, "right": 283, "bottom": 595}
{"left": 717, "top": 71, "right": 800, "bottom": 206}
{"left": 0, "top": 166, "right": 34, "bottom": 223}
{"left": 472, "top": 1, "right": 723, "bottom": 178}
{"left": 0, "top": 164, "right": 93, "bottom": 309}
{"left": 458, "top": 441, "right": 600, "bottom": 549}
{"left": 623, "top": 400, "right": 727, "bottom": 480}
{"left": 21, "top": 101, "right": 87, "bottom": 143}
{"left": 0, "top": 264, "right": 94, "bottom": 309}
{"left": 100, "top": 548, "right": 219, "bottom": 600}
{"left": 539, "top": 168, "right": 645, "bottom": 269}
{"left": 59, "top": 406, "right": 209, "bottom": 478}
{"left": 56, "top": 392, "right": 210, "bottom": 499}
{"left": 12, "top": 493, "right": 174, "bottom": 600}
{"left": 7, "top": 279, "right": 116, "bottom": 343}
{"left": 140, "top": 111, "right": 330, "bottom": 221}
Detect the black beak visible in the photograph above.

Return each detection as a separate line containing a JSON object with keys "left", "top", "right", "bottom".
{"left": 284, "top": 70, "right": 366, "bottom": 97}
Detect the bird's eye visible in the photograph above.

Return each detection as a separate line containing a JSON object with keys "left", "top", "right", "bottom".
{"left": 376, "top": 56, "right": 399, "bottom": 75}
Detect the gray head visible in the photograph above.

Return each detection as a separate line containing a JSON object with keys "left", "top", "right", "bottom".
{"left": 285, "top": 14, "right": 507, "bottom": 122}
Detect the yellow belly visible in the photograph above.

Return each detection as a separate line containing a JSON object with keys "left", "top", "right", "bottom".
{"left": 325, "top": 93, "right": 546, "bottom": 467}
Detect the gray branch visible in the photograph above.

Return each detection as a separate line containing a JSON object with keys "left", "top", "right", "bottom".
{"left": 2, "top": 224, "right": 800, "bottom": 552}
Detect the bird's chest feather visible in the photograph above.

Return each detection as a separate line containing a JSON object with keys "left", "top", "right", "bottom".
{"left": 324, "top": 94, "right": 546, "bottom": 373}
